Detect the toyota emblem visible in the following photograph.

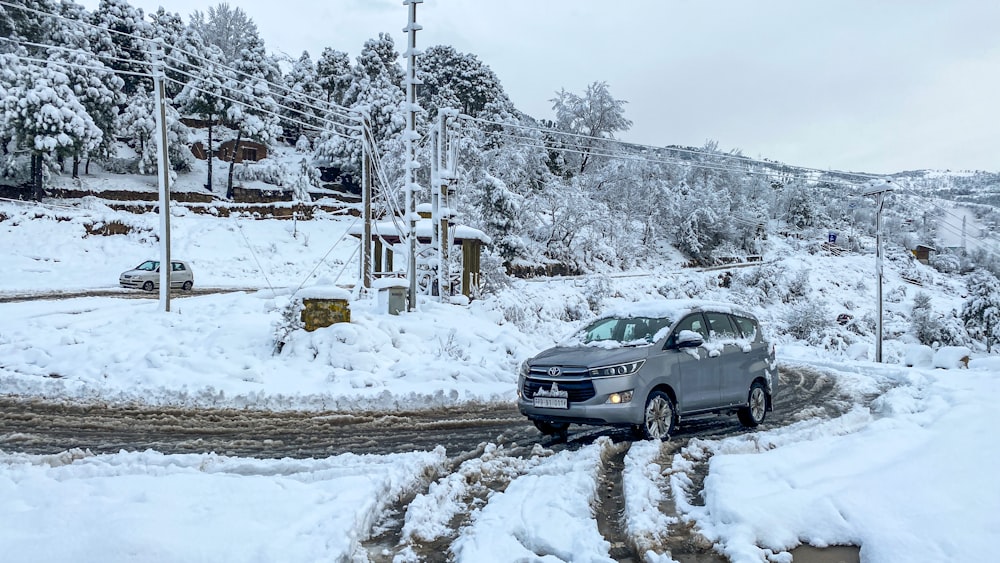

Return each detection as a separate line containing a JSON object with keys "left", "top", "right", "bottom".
{"left": 547, "top": 366, "right": 562, "bottom": 377}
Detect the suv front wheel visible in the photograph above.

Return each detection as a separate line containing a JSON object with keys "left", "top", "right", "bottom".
{"left": 640, "top": 391, "right": 676, "bottom": 440}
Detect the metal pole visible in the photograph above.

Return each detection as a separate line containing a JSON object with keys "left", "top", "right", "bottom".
{"left": 403, "top": 0, "right": 423, "bottom": 310}
{"left": 875, "top": 191, "right": 885, "bottom": 362}
{"left": 361, "top": 115, "right": 373, "bottom": 291}
{"left": 151, "top": 40, "right": 172, "bottom": 312}
{"left": 430, "top": 125, "right": 440, "bottom": 298}
{"left": 864, "top": 182, "right": 892, "bottom": 363}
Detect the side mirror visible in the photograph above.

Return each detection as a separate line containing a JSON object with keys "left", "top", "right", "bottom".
{"left": 675, "top": 330, "right": 704, "bottom": 349}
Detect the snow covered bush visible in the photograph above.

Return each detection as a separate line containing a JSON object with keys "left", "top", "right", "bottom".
{"left": 731, "top": 262, "right": 786, "bottom": 305}
{"left": 234, "top": 159, "right": 289, "bottom": 187}
{"left": 295, "top": 135, "right": 312, "bottom": 153}
{"left": 927, "top": 252, "right": 961, "bottom": 276}
{"left": 911, "top": 291, "right": 965, "bottom": 347}
{"left": 961, "top": 270, "right": 1000, "bottom": 352}
{"left": 784, "top": 300, "right": 832, "bottom": 343}
{"left": 272, "top": 298, "right": 305, "bottom": 354}
{"left": 583, "top": 274, "right": 611, "bottom": 312}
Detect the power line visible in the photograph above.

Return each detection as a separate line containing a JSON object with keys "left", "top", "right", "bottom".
{"left": 0, "top": 36, "right": 152, "bottom": 67}
{"left": 162, "top": 64, "right": 360, "bottom": 136}
{"left": 4, "top": 52, "right": 152, "bottom": 78}
{"left": 458, "top": 113, "right": 888, "bottom": 185}
{"left": 0, "top": 0, "right": 360, "bottom": 123}
{"left": 477, "top": 128, "right": 865, "bottom": 189}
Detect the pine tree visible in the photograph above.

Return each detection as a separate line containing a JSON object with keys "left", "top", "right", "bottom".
{"left": 89, "top": 0, "right": 153, "bottom": 96}
{"left": 280, "top": 51, "right": 323, "bottom": 142}
{"left": 316, "top": 47, "right": 352, "bottom": 106}
{"left": 0, "top": 62, "right": 102, "bottom": 199}
{"left": 315, "top": 35, "right": 404, "bottom": 179}
{"left": 175, "top": 40, "right": 232, "bottom": 191}
{"left": 417, "top": 45, "right": 515, "bottom": 119}
{"left": 223, "top": 32, "right": 281, "bottom": 198}
{"left": 962, "top": 270, "right": 1000, "bottom": 352}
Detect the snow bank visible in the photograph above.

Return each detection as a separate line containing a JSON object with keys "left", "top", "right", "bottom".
{"left": 672, "top": 369, "right": 1000, "bottom": 561}
{"left": 450, "top": 438, "right": 616, "bottom": 562}
{"left": 0, "top": 293, "right": 531, "bottom": 410}
{"left": 0, "top": 447, "right": 446, "bottom": 562}
{"left": 932, "top": 346, "right": 971, "bottom": 369}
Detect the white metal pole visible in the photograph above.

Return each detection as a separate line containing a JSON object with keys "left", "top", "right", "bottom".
{"left": 863, "top": 182, "right": 892, "bottom": 363}
{"left": 429, "top": 125, "right": 440, "bottom": 298}
{"left": 403, "top": 0, "right": 423, "bottom": 311}
{"left": 361, "top": 114, "right": 372, "bottom": 291}
{"left": 151, "top": 40, "right": 172, "bottom": 312}
{"left": 875, "top": 191, "right": 885, "bottom": 363}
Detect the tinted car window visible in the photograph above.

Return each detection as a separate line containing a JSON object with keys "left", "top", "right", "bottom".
{"left": 582, "top": 316, "right": 668, "bottom": 344}
{"left": 733, "top": 316, "right": 759, "bottom": 340}
{"left": 705, "top": 312, "right": 738, "bottom": 338}
{"left": 668, "top": 313, "right": 708, "bottom": 347}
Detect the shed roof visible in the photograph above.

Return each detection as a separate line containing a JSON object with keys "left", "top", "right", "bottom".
{"left": 348, "top": 217, "right": 491, "bottom": 245}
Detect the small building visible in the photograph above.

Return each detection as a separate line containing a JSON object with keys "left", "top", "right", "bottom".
{"left": 190, "top": 139, "right": 268, "bottom": 163}
{"left": 912, "top": 244, "right": 936, "bottom": 265}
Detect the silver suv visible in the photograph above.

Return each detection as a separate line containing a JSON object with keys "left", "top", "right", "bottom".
{"left": 119, "top": 260, "right": 194, "bottom": 291}
{"left": 517, "top": 299, "right": 776, "bottom": 440}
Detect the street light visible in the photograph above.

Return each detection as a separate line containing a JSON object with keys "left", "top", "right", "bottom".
{"left": 862, "top": 180, "right": 894, "bottom": 362}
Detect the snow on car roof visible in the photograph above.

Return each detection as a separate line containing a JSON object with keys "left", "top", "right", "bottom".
{"left": 598, "top": 299, "right": 757, "bottom": 321}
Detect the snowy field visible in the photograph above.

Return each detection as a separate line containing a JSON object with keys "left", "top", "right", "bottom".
{"left": 2, "top": 200, "right": 999, "bottom": 561}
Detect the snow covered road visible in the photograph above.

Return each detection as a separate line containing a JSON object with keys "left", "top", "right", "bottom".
{"left": 1, "top": 366, "right": 858, "bottom": 562}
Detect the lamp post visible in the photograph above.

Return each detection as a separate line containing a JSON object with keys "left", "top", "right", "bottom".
{"left": 863, "top": 181, "right": 893, "bottom": 362}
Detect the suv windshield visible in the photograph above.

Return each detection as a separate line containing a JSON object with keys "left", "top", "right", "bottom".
{"left": 580, "top": 316, "right": 671, "bottom": 346}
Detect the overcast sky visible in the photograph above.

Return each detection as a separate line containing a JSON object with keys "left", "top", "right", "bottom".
{"left": 82, "top": 0, "right": 1000, "bottom": 174}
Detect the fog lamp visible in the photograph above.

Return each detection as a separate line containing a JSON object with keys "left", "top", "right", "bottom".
{"left": 607, "top": 390, "right": 634, "bottom": 404}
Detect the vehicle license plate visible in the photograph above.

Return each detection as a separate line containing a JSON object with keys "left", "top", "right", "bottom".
{"left": 533, "top": 396, "right": 568, "bottom": 409}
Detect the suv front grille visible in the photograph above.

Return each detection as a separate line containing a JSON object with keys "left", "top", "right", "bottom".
{"left": 523, "top": 378, "right": 596, "bottom": 402}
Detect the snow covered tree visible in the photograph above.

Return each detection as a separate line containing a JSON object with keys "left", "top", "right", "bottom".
{"left": 912, "top": 291, "right": 964, "bottom": 347}
{"left": 148, "top": 7, "right": 189, "bottom": 99}
{"left": 280, "top": 51, "right": 324, "bottom": 142}
{"left": 117, "top": 87, "right": 155, "bottom": 173}
{"left": 550, "top": 81, "right": 632, "bottom": 175}
{"left": 44, "top": 46, "right": 125, "bottom": 176}
{"left": 349, "top": 33, "right": 404, "bottom": 89}
{"left": 89, "top": 0, "right": 153, "bottom": 96}
{"left": 189, "top": 3, "right": 259, "bottom": 65}
{"left": 783, "top": 182, "right": 827, "bottom": 230}
{"left": 222, "top": 32, "right": 281, "bottom": 198}
{"left": 0, "top": 62, "right": 102, "bottom": 199}
{"left": 315, "top": 35, "right": 404, "bottom": 179}
{"left": 962, "top": 270, "right": 1000, "bottom": 352}
{"left": 316, "top": 47, "right": 352, "bottom": 107}
{"left": 290, "top": 158, "right": 317, "bottom": 202}
{"left": 175, "top": 40, "right": 232, "bottom": 190}
{"left": 2, "top": 0, "right": 60, "bottom": 46}
{"left": 417, "top": 45, "right": 515, "bottom": 119}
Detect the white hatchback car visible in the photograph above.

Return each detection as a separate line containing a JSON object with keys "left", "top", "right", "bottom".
{"left": 119, "top": 260, "right": 194, "bottom": 291}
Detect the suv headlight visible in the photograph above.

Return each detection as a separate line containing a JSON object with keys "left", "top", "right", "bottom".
{"left": 589, "top": 360, "right": 645, "bottom": 377}
{"left": 519, "top": 359, "right": 531, "bottom": 377}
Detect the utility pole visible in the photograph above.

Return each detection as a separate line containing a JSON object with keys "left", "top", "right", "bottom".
{"left": 402, "top": 0, "right": 423, "bottom": 310}
{"left": 151, "top": 40, "right": 172, "bottom": 312}
{"left": 361, "top": 114, "right": 373, "bottom": 291}
{"left": 863, "top": 181, "right": 893, "bottom": 362}
{"left": 431, "top": 108, "right": 457, "bottom": 300}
